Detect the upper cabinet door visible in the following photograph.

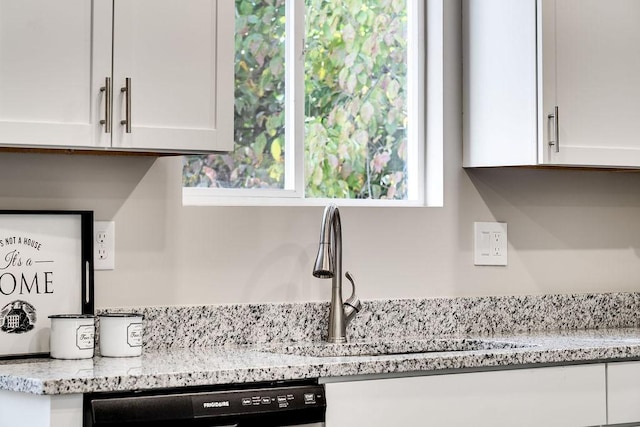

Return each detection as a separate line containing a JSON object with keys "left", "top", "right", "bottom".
{"left": 111, "top": 0, "right": 235, "bottom": 153}
{"left": 0, "top": 0, "right": 112, "bottom": 149}
{"left": 464, "top": 0, "right": 640, "bottom": 169}
{"left": 543, "top": 0, "right": 640, "bottom": 167}
{"left": 463, "top": 0, "right": 538, "bottom": 167}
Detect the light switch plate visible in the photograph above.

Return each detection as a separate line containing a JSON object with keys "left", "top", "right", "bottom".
{"left": 474, "top": 222, "right": 507, "bottom": 266}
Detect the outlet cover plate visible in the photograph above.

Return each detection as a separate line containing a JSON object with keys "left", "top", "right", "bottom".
{"left": 94, "top": 221, "right": 115, "bottom": 270}
{"left": 474, "top": 222, "right": 507, "bottom": 266}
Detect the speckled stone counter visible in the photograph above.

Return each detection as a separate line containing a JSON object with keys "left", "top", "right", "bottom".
{"left": 3, "top": 328, "right": 640, "bottom": 395}
{"left": 101, "top": 292, "right": 640, "bottom": 350}
{"left": 2, "top": 292, "right": 640, "bottom": 395}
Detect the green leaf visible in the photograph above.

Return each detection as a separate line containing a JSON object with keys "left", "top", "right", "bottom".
{"left": 271, "top": 138, "right": 282, "bottom": 162}
{"left": 254, "top": 133, "right": 267, "bottom": 161}
{"left": 386, "top": 79, "right": 400, "bottom": 102}
{"left": 360, "top": 101, "right": 374, "bottom": 124}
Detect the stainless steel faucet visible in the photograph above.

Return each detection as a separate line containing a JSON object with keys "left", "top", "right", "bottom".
{"left": 312, "top": 204, "right": 361, "bottom": 343}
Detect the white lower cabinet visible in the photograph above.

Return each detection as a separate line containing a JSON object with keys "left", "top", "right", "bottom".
{"left": 607, "top": 361, "right": 640, "bottom": 425}
{"left": 10, "top": 362, "right": 640, "bottom": 427}
{"left": 324, "top": 364, "right": 607, "bottom": 427}
{"left": 0, "top": 390, "right": 83, "bottom": 427}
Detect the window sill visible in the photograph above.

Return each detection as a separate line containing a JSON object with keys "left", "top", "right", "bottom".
{"left": 182, "top": 188, "right": 430, "bottom": 207}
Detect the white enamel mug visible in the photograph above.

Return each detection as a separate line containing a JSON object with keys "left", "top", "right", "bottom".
{"left": 99, "top": 313, "right": 144, "bottom": 357}
{"left": 49, "top": 314, "right": 95, "bottom": 360}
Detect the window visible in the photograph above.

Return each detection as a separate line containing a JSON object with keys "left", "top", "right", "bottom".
{"left": 183, "top": 0, "right": 441, "bottom": 207}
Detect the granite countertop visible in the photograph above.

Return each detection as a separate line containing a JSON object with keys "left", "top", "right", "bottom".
{"left": 4, "top": 293, "right": 640, "bottom": 396}
{"left": 4, "top": 327, "right": 640, "bottom": 395}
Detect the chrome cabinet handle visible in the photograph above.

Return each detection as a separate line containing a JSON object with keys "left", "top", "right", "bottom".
{"left": 99, "top": 77, "right": 112, "bottom": 133}
{"left": 547, "top": 105, "right": 559, "bottom": 153}
{"left": 120, "top": 77, "right": 132, "bottom": 133}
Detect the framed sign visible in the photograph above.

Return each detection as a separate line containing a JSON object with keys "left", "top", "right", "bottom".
{"left": 0, "top": 211, "right": 94, "bottom": 359}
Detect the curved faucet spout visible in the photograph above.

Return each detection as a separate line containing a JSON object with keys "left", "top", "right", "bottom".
{"left": 312, "top": 205, "right": 337, "bottom": 279}
{"left": 312, "top": 204, "right": 360, "bottom": 343}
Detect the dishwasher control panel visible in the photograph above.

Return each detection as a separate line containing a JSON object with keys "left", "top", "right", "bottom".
{"left": 192, "top": 384, "right": 325, "bottom": 417}
{"left": 86, "top": 382, "right": 326, "bottom": 426}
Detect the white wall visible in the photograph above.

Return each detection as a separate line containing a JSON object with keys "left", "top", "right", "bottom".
{"left": 1, "top": 1, "right": 640, "bottom": 308}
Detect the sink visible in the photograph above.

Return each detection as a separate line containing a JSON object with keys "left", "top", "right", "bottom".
{"left": 264, "top": 338, "right": 534, "bottom": 357}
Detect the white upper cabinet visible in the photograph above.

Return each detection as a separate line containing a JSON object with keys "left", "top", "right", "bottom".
{"left": 111, "top": 0, "right": 234, "bottom": 152}
{"left": 0, "top": 0, "right": 111, "bottom": 148}
{"left": 0, "top": 0, "right": 234, "bottom": 154}
{"left": 464, "top": 0, "right": 640, "bottom": 168}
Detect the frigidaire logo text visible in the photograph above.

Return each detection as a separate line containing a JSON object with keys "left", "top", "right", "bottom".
{"left": 203, "top": 401, "right": 230, "bottom": 408}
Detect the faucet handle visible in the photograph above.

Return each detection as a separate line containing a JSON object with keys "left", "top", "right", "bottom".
{"left": 344, "top": 271, "right": 362, "bottom": 315}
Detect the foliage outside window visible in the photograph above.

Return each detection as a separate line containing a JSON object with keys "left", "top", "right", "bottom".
{"left": 182, "top": 0, "right": 424, "bottom": 205}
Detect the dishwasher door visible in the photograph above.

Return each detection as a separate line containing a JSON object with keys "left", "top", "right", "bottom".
{"left": 84, "top": 382, "right": 325, "bottom": 427}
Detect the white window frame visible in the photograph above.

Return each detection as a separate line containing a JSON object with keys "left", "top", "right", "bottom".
{"left": 183, "top": 0, "right": 443, "bottom": 208}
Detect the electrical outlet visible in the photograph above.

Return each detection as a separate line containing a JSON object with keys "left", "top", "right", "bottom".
{"left": 94, "top": 221, "right": 115, "bottom": 270}
{"left": 491, "top": 231, "right": 503, "bottom": 257}
{"left": 474, "top": 222, "right": 507, "bottom": 266}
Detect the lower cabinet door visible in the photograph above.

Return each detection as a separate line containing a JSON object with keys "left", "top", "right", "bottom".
{"left": 607, "top": 361, "right": 640, "bottom": 425}
{"left": 0, "top": 390, "right": 83, "bottom": 427}
{"left": 324, "top": 364, "right": 606, "bottom": 427}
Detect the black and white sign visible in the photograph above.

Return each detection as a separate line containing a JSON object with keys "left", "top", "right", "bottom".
{"left": 0, "top": 211, "right": 93, "bottom": 358}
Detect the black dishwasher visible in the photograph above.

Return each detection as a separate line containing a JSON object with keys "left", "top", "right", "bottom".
{"left": 83, "top": 381, "right": 326, "bottom": 427}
